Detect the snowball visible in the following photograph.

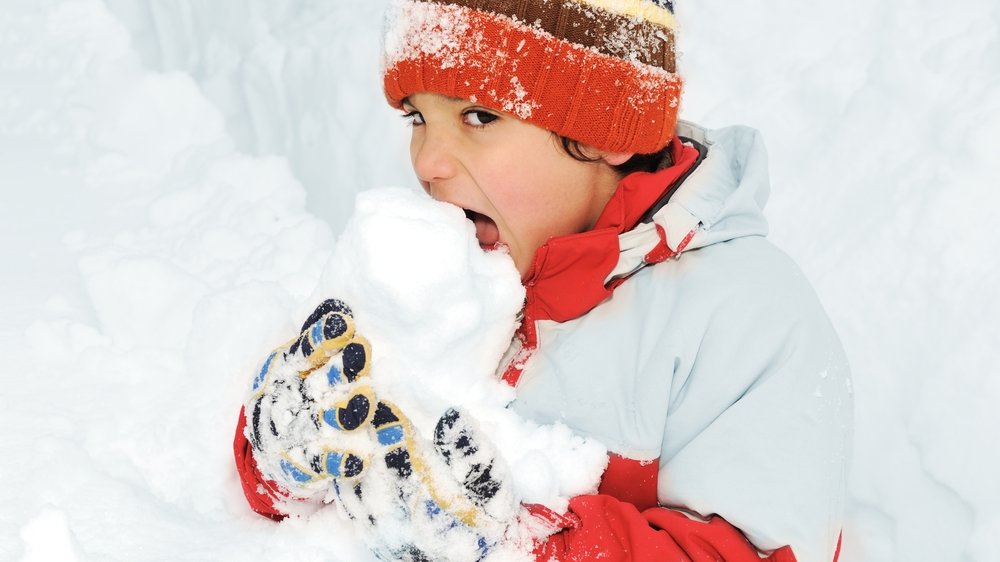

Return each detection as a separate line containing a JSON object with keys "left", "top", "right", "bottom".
{"left": 320, "top": 187, "right": 608, "bottom": 511}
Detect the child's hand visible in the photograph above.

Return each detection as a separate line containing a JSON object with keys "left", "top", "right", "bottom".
{"left": 244, "top": 299, "right": 376, "bottom": 498}
{"left": 332, "top": 404, "right": 520, "bottom": 561}
{"left": 244, "top": 299, "right": 521, "bottom": 560}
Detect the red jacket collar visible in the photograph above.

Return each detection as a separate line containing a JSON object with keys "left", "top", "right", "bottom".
{"left": 521, "top": 138, "right": 701, "bottom": 324}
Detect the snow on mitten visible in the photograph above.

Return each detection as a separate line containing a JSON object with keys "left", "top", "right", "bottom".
{"left": 244, "top": 299, "right": 375, "bottom": 498}
{"left": 246, "top": 298, "right": 521, "bottom": 558}
{"left": 332, "top": 403, "right": 520, "bottom": 562}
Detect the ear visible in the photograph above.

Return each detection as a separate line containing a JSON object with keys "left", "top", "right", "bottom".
{"left": 599, "top": 151, "right": 635, "bottom": 166}
{"left": 578, "top": 143, "right": 634, "bottom": 166}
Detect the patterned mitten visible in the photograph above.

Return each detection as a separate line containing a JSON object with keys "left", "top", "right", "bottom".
{"left": 332, "top": 403, "right": 519, "bottom": 561}
{"left": 245, "top": 298, "right": 520, "bottom": 562}
{"left": 244, "top": 299, "right": 375, "bottom": 498}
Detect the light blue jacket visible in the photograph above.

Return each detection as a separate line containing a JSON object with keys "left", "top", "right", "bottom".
{"left": 510, "top": 123, "right": 853, "bottom": 562}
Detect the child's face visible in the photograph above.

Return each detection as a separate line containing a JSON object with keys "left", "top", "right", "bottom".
{"left": 403, "top": 92, "right": 630, "bottom": 279}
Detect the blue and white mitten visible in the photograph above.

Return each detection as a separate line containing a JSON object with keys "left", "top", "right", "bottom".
{"left": 245, "top": 299, "right": 521, "bottom": 560}
{"left": 245, "top": 299, "right": 375, "bottom": 499}
{"left": 332, "top": 403, "right": 520, "bottom": 561}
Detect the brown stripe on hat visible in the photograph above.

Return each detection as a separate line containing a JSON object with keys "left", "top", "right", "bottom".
{"left": 413, "top": 0, "right": 675, "bottom": 72}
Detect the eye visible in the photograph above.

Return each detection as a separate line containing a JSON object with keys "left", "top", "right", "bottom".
{"left": 463, "top": 110, "right": 498, "bottom": 127}
{"left": 402, "top": 110, "right": 424, "bottom": 126}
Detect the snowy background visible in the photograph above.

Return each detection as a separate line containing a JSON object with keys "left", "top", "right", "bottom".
{"left": 1, "top": 0, "right": 998, "bottom": 561}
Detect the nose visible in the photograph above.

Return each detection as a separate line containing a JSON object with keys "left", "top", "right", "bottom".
{"left": 410, "top": 126, "right": 458, "bottom": 191}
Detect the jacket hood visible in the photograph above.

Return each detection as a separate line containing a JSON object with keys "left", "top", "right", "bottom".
{"left": 604, "top": 122, "right": 772, "bottom": 284}
{"left": 672, "top": 121, "right": 771, "bottom": 250}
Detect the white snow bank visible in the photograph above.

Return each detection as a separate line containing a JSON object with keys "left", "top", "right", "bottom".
{"left": 2, "top": 0, "right": 364, "bottom": 559}
{"left": 99, "top": 0, "right": 412, "bottom": 229}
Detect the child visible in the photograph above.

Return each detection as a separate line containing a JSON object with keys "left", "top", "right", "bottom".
{"left": 235, "top": 1, "right": 853, "bottom": 561}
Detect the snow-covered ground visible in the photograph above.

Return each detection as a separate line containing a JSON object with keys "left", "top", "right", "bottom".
{"left": 1, "top": 0, "right": 998, "bottom": 560}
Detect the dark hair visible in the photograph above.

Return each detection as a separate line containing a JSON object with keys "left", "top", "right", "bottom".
{"left": 559, "top": 136, "right": 671, "bottom": 176}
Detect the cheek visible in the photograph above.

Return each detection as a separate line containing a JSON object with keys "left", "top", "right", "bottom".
{"left": 504, "top": 198, "right": 560, "bottom": 263}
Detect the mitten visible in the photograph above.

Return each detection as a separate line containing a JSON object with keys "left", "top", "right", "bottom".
{"left": 244, "top": 298, "right": 375, "bottom": 498}
{"left": 245, "top": 298, "right": 522, "bottom": 560}
{"left": 332, "top": 403, "right": 520, "bottom": 561}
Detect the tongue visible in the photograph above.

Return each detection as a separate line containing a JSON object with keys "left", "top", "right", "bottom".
{"left": 470, "top": 212, "right": 500, "bottom": 249}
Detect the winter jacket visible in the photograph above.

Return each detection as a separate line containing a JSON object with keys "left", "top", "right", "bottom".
{"left": 510, "top": 122, "right": 852, "bottom": 562}
{"left": 233, "top": 122, "right": 853, "bottom": 562}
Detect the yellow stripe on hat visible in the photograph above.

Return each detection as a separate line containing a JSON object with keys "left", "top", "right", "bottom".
{"left": 571, "top": 0, "right": 677, "bottom": 30}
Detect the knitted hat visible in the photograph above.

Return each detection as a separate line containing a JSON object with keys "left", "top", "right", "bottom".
{"left": 382, "top": 0, "right": 682, "bottom": 155}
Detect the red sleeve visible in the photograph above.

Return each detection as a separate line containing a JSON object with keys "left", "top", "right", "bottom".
{"left": 532, "top": 494, "right": 803, "bottom": 562}
{"left": 233, "top": 406, "right": 288, "bottom": 521}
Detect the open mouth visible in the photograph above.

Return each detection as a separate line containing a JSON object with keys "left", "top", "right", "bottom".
{"left": 464, "top": 208, "right": 502, "bottom": 251}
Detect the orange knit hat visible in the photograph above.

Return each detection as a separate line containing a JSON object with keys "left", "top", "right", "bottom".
{"left": 382, "top": 0, "right": 682, "bottom": 155}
